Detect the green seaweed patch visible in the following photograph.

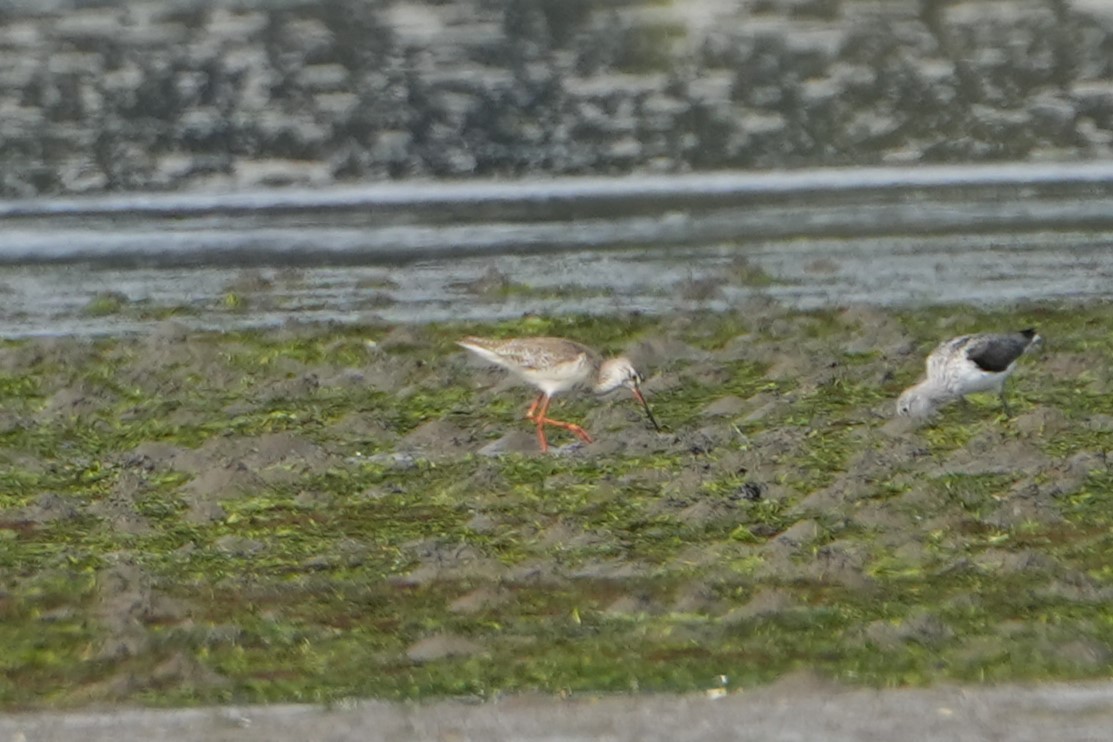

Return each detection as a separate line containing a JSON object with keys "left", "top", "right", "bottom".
{"left": 652, "top": 362, "right": 779, "bottom": 429}
{"left": 220, "top": 329, "right": 380, "bottom": 369}
{"left": 681, "top": 313, "right": 752, "bottom": 351}
{"left": 0, "top": 372, "right": 40, "bottom": 401}
{"left": 83, "top": 292, "right": 130, "bottom": 317}
{"left": 1060, "top": 469, "right": 1113, "bottom": 528}
{"left": 931, "top": 473, "right": 1018, "bottom": 520}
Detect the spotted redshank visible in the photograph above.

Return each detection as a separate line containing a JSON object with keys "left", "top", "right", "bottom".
{"left": 457, "top": 336, "right": 661, "bottom": 452}
{"left": 897, "top": 328, "right": 1041, "bottom": 417}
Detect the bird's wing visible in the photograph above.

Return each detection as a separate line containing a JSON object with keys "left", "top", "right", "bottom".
{"left": 458, "top": 337, "right": 591, "bottom": 372}
{"left": 502, "top": 338, "right": 594, "bottom": 370}
{"left": 963, "top": 331, "right": 1034, "bottom": 373}
{"left": 925, "top": 336, "right": 966, "bottom": 378}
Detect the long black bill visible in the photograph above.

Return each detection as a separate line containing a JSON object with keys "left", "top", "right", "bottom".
{"left": 631, "top": 385, "right": 662, "bottom": 432}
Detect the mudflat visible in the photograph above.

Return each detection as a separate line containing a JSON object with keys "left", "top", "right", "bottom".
{"left": 2, "top": 302, "right": 1111, "bottom": 716}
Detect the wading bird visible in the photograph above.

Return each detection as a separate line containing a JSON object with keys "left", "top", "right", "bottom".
{"left": 458, "top": 336, "right": 661, "bottom": 452}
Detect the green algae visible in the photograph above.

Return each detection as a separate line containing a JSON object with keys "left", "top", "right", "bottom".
{"left": 1, "top": 302, "right": 1113, "bottom": 708}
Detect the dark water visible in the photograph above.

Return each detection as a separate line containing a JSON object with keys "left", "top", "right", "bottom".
{"left": 3, "top": 162, "right": 1113, "bottom": 337}
{"left": 3, "top": 0, "right": 1113, "bottom": 336}
{"left": 4, "top": 0, "right": 1113, "bottom": 196}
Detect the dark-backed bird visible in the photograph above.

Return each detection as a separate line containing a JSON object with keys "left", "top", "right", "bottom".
{"left": 896, "top": 329, "right": 1041, "bottom": 417}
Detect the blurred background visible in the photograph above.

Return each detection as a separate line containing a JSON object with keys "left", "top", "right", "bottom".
{"left": 6, "top": 0, "right": 1113, "bottom": 190}
{"left": 3, "top": 0, "right": 1113, "bottom": 335}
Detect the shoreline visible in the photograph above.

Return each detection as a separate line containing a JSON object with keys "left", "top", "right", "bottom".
{"left": 5, "top": 679, "right": 1113, "bottom": 742}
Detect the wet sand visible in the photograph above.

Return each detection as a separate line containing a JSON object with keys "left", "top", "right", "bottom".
{"left": 5, "top": 679, "right": 1113, "bottom": 742}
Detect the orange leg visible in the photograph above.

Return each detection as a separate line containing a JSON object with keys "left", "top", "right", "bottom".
{"left": 534, "top": 417, "right": 549, "bottom": 453}
{"left": 525, "top": 393, "right": 550, "bottom": 452}
{"left": 525, "top": 392, "right": 545, "bottom": 420}
{"left": 531, "top": 395, "right": 593, "bottom": 452}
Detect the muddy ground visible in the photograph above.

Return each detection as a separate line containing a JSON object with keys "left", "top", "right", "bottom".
{"left": 1, "top": 300, "right": 1112, "bottom": 718}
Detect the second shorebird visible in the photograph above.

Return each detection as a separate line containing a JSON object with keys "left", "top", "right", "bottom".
{"left": 897, "top": 328, "right": 1041, "bottom": 418}
{"left": 457, "top": 336, "right": 661, "bottom": 452}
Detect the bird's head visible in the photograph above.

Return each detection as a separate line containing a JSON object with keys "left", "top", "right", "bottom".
{"left": 895, "top": 384, "right": 943, "bottom": 418}
{"left": 596, "top": 357, "right": 661, "bottom": 432}
{"left": 595, "top": 357, "right": 643, "bottom": 395}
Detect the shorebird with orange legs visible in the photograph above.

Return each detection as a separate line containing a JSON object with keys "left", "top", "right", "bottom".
{"left": 457, "top": 336, "right": 661, "bottom": 452}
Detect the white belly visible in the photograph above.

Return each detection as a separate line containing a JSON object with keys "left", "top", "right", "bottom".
{"left": 946, "top": 361, "right": 1014, "bottom": 396}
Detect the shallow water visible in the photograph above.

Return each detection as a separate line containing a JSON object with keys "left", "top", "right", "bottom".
{"left": 3, "top": 162, "right": 1113, "bottom": 337}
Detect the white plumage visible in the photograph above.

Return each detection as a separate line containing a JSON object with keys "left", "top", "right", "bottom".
{"left": 457, "top": 336, "right": 660, "bottom": 451}
{"left": 897, "top": 329, "right": 1041, "bottom": 417}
